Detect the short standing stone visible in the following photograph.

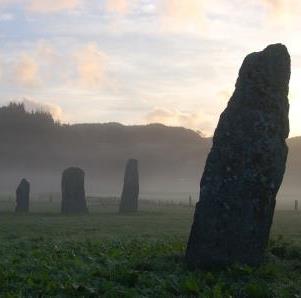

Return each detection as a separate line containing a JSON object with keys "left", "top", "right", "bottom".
{"left": 15, "top": 179, "right": 30, "bottom": 213}
{"left": 61, "top": 167, "right": 88, "bottom": 214}
{"left": 186, "top": 44, "right": 290, "bottom": 268}
{"left": 119, "top": 159, "right": 139, "bottom": 213}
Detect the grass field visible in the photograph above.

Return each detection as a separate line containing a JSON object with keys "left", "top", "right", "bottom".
{"left": 0, "top": 199, "right": 300, "bottom": 297}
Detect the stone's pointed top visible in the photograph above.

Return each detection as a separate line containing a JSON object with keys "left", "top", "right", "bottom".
{"left": 264, "top": 43, "right": 289, "bottom": 54}
{"left": 237, "top": 43, "right": 291, "bottom": 96}
{"left": 64, "top": 167, "right": 84, "bottom": 172}
{"left": 128, "top": 159, "right": 138, "bottom": 164}
{"left": 255, "top": 43, "right": 290, "bottom": 66}
{"left": 233, "top": 44, "right": 290, "bottom": 134}
{"left": 261, "top": 43, "right": 290, "bottom": 79}
{"left": 20, "top": 178, "right": 29, "bottom": 184}
{"left": 18, "top": 179, "right": 30, "bottom": 189}
{"left": 125, "top": 159, "right": 139, "bottom": 172}
{"left": 63, "top": 167, "right": 85, "bottom": 175}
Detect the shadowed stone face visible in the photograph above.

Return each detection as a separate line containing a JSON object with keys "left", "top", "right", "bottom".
{"left": 186, "top": 44, "right": 290, "bottom": 268}
{"left": 119, "top": 159, "right": 139, "bottom": 213}
{"left": 15, "top": 179, "right": 30, "bottom": 213}
{"left": 61, "top": 167, "right": 88, "bottom": 214}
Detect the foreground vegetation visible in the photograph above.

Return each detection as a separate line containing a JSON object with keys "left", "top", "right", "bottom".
{"left": 0, "top": 201, "right": 300, "bottom": 297}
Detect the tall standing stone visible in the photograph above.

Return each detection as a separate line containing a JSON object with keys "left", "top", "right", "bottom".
{"left": 61, "top": 167, "right": 88, "bottom": 214}
{"left": 186, "top": 44, "right": 290, "bottom": 268}
{"left": 119, "top": 159, "right": 139, "bottom": 213}
{"left": 15, "top": 179, "right": 30, "bottom": 213}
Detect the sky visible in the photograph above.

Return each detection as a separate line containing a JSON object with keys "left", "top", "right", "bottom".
{"left": 0, "top": 0, "right": 301, "bottom": 137}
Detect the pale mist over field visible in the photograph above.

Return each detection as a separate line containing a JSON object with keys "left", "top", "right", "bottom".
{"left": 0, "top": 102, "right": 300, "bottom": 211}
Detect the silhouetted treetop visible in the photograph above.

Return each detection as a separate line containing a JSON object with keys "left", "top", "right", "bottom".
{"left": 0, "top": 102, "right": 58, "bottom": 131}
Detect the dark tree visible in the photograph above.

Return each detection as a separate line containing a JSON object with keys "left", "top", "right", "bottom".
{"left": 186, "top": 44, "right": 290, "bottom": 268}
{"left": 119, "top": 159, "right": 139, "bottom": 213}
{"left": 15, "top": 179, "right": 30, "bottom": 213}
{"left": 61, "top": 167, "right": 88, "bottom": 214}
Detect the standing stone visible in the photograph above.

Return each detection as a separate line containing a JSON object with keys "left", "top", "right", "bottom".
{"left": 119, "top": 159, "right": 139, "bottom": 213}
{"left": 15, "top": 179, "right": 30, "bottom": 213}
{"left": 61, "top": 167, "right": 88, "bottom": 214}
{"left": 186, "top": 44, "right": 290, "bottom": 268}
{"left": 295, "top": 200, "right": 299, "bottom": 212}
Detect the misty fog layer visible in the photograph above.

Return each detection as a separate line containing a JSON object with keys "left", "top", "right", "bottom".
{"left": 0, "top": 103, "right": 299, "bottom": 207}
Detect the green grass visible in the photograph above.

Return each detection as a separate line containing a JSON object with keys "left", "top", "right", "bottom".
{"left": 0, "top": 200, "right": 300, "bottom": 297}
{"left": 0, "top": 202, "right": 194, "bottom": 241}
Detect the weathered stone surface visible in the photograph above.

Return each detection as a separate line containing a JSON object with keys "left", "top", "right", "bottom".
{"left": 186, "top": 44, "right": 290, "bottom": 268}
{"left": 61, "top": 167, "right": 88, "bottom": 214}
{"left": 15, "top": 179, "right": 30, "bottom": 213}
{"left": 119, "top": 159, "right": 139, "bottom": 213}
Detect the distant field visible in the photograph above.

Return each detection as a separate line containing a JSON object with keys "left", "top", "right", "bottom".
{"left": 0, "top": 200, "right": 300, "bottom": 296}
{"left": 1, "top": 189, "right": 300, "bottom": 211}
{"left": 0, "top": 199, "right": 300, "bottom": 242}
{"left": 0, "top": 202, "right": 194, "bottom": 242}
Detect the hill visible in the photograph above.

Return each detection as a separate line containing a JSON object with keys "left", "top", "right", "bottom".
{"left": 0, "top": 103, "right": 299, "bottom": 203}
{"left": 0, "top": 103, "right": 210, "bottom": 195}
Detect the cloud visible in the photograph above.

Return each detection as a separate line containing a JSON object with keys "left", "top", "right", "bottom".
{"left": 0, "top": 56, "right": 2, "bottom": 80}
{"left": 159, "top": 0, "right": 205, "bottom": 32}
{"left": 2, "top": 41, "right": 108, "bottom": 90}
{"left": 0, "top": 0, "right": 20, "bottom": 5}
{"left": 14, "top": 54, "right": 40, "bottom": 87}
{"left": 28, "top": 0, "right": 80, "bottom": 13}
{"left": 261, "top": 0, "right": 287, "bottom": 12}
{"left": 0, "top": 42, "right": 65, "bottom": 89}
{"left": 260, "top": 0, "right": 301, "bottom": 23}
{"left": 0, "top": 13, "right": 14, "bottom": 21}
{"left": 0, "top": 0, "right": 21, "bottom": 12}
{"left": 0, "top": 0, "right": 81, "bottom": 13}
{"left": 74, "top": 43, "right": 108, "bottom": 89}
{"left": 22, "top": 97, "right": 63, "bottom": 121}
{"left": 146, "top": 107, "right": 215, "bottom": 136}
{"left": 106, "top": 0, "right": 128, "bottom": 14}
{"left": 36, "top": 41, "right": 59, "bottom": 64}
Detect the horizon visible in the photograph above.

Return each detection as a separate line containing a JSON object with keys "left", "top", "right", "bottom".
{"left": 3, "top": 98, "right": 301, "bottom": 140}
{"left": 0, "top": 0, "right": 301, "bottom": 137}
